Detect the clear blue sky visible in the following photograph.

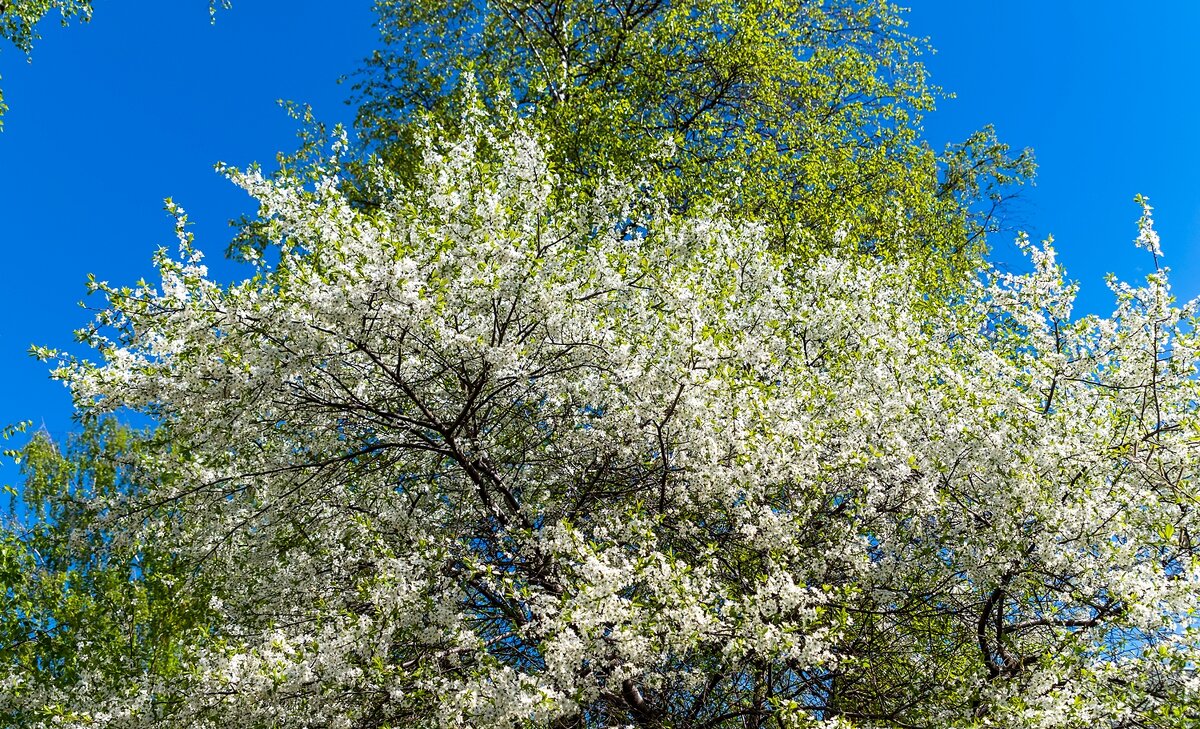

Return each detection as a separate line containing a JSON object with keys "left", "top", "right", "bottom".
{"left": 2, "top": 1, "right": 1199, "bottom": 457}
{"left": 0, "top": 1, "right": 377, "bottom": 453}
{"left": 904, "top": 2, "right": 1200, "bottom": 301}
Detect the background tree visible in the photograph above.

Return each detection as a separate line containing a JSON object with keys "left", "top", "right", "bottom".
{"left": 350, "top": 0, "right": 1034, "bottom": 292}
{"left": 0, "top": 419, "right": 216, "bottom": 726}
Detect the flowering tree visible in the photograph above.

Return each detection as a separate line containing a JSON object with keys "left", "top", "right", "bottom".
{"left": 4, "top": 108, "right": 1198, "bottom": 727}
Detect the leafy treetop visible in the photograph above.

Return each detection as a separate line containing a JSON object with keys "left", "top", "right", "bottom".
{"left": 351, "top": 0, "right": 1034, "bottom": 292}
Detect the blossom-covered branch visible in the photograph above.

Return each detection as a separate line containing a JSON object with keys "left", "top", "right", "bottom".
{"left": 8, "top": 110, "right": 1200, "bottom": 728}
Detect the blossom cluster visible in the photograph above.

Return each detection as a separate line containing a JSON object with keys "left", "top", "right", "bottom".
{"left": 18, "top": 112, "right": 1200, "bottom": 728}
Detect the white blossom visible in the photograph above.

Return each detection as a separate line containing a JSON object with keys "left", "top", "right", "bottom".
{"left": 23, "top": 113, "right": 1200, "bottom": 728}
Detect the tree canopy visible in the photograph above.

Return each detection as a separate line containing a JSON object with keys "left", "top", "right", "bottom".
{"left": 4, "top": 109, "right": 1200, "bottom": 727}
{"left": 351, "top": 0, "right": 1032, "bottom": 289}
{"left": 1, "top": 420, "right": 213, "bottom": 726}
{"left": 4, "top": 3, "right": 1199, "bottom": 728}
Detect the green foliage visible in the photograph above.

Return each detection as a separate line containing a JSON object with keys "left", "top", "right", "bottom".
{"left": 0, "top": 1, "right": 91, "bottom": 57}
{"left": 0, "top": 420, "right": 215, "bottom": 726}
{"left": 351, "top": 0, "right": 1034, "bottom": 290}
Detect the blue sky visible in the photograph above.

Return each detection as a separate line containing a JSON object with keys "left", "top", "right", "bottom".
{"left": 0, "top": 1, "right": 377, "bottom": 452}
{"left": 1, "top": 1, "right": 1199, "bottom": 456}
{"left": 905, "top": 2, "right": 1200, "bottom": 298}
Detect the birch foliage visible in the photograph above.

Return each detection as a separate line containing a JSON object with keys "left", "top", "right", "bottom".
{"left": 350, "top": 0, "right": 1033, "bottom": 289}
{"left": 11, "top": 115, "right": 1200, "bottom": 728}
